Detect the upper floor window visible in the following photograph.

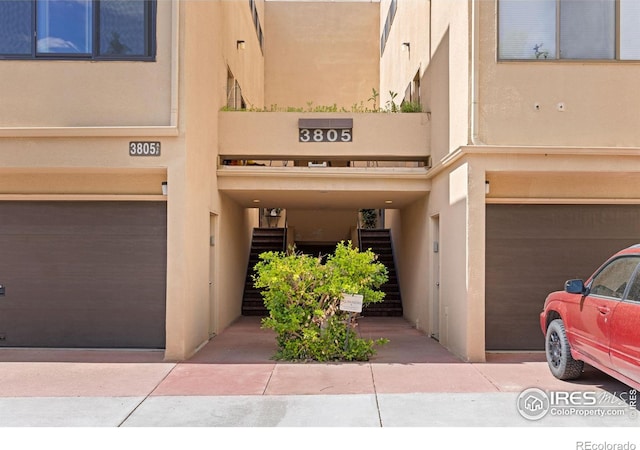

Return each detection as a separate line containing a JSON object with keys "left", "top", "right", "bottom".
{"left": 248, "top": 0, "right": 264, "bottom": 53}
{"left": 498, "top": 0, "right": 640, "bottom": 60}
{"left": 0, "top": 0, "right": 156, "bottom": 60}
{"left": 380, "top": 0, "right": 397, "bottom": 56}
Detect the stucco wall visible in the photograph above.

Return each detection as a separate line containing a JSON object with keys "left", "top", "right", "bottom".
{"left": 165, "top": 0, "right": 266, "bottom": 359}
{"left": 379, "top": 0, "right": 430, "bottom": 110}
{"left": 288, "top": 209, "right": 357, "bottom": 243}
{"left": 478, "top": 1, "right": 640, "bottom": 147}
{"left": 214, "top": 0, "right": 265, "bottom": 339}
{"left": 391, "top": 0, "right": 482, "bottom": 361}
{"left": 391, "top": 199, "right": 431, "bottom": 332}
{"left": 379, "top": 0, "right": 458, "bottom": 346}
{"left": 0, "top": 1, "right": 174, "bottom": 127}
{"left": 424, "top": 26, "right": 451, "bottom": 164}
{"left": 218, "top": 112, "right": 430, "bottom": 160}
{"left": 220, "top": 0, "right": 266, "bottom": 108}
{"left": 427, "top": 162, "right": 474, "bottom": 361}
{"left": 405, "top": 0, "right": 470, "bottom": 163}
{"left": 264, "top": 1, "right": 379, "bottom": 109}
{"left": 0, "top": 1, "right": 265, "bottom": 361}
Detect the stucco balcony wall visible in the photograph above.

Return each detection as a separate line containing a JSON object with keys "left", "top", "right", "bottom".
{"left": 218, "top": 112, "right": 430, "bottom": 162}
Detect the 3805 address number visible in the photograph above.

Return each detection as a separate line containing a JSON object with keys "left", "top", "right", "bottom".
{"left": 299, "top": 128, "right": 352, "bottom": 143}
{"left": 129, "top": 141, "right": 161, "bottom": 156}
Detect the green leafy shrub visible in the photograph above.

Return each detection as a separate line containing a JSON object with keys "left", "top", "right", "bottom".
{"left": 400, "top": 101, "right": 422, "bottom": 113}
{"left": 253, "top": 241, "right": 389, "bottom": 361}
{"left": 360, "top": 208, "right": 378, "bottom": 229}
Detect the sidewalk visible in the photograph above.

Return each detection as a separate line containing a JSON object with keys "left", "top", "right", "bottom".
{"left": 0, "top": 316, "right": 637, "bottom": 427}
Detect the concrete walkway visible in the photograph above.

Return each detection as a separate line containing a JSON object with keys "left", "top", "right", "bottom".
{"left": 0, "top": 317, "right": 638, "bottom": 430}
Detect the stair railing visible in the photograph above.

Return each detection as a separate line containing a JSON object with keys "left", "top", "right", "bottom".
{"left": 282, "top": 210, "right": 288, "bottom": 252}
{"left": 356, "top": 212, "right": 363, "bottom": 250}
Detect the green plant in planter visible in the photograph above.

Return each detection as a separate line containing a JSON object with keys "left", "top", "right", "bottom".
{"left": 401, "top": 100, "right": 422, "bottom": 113}
{"left": 360, "top": 209, "right": 378, "bottom": 229}
{"left": 384, "top": 91, "right": 399, "bottom": 112}
{"left": 253, "top": 241, "right": 389, "bottom": 361}
{"left": 368, "top": 88, "right": 379, "bottom": 111}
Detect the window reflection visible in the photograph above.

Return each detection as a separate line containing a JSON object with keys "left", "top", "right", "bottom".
{"left": 0, "top": 1, "right": 32, "bottom": 55}
{"left": 499, "top": 0, "right": 557, "bottom": 60}
{"left": 0, "top": 0, "right": 154, "bottom": 59}
{"left": 590, "top": 257, "right": 640, "bottom": 299}
{"left": 99, "top": 0, "right": 146, "bottom": 56}
{"left": 37, "top": 0, "right": 92, "bottom": 54}
{"left": 499, "top": 0, "right": 638, "bottom": 61}
{"left": 620, "top": 0, "right": 640, "bottom": 60}
{"left": 559, "top": 0, "right": 614, "bottom": 59}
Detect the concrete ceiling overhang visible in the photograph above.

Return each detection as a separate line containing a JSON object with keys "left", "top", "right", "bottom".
{"left": 217, "top": 166, "right": 430, "bottom": 209}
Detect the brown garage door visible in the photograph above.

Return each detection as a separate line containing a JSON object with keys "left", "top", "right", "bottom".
{"left": 486, "top": 204, "right": 640, "bottom": 351}
{"left": 0, "top": 201, "right": 166, "bottom": 348}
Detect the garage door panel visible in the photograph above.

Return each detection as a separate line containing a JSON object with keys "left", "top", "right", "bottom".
{"left": 486, "top": 205, "right": 640, "bottom": 351}
{"left": 0, "top": 201, "right": 166, "bottom": 348}
{"left": 486, "top": 205, "right": 640, "bottom": 240}
{"left": 2, "top": 302, "right": 165, "bottom": 348}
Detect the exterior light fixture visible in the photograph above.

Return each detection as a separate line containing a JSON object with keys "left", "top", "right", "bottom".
{"left": 162, "top": 181, "right": 168, "bottom": 196}
{"left": 252, "top": 199, "right": 260, "bottom": 204}
{"left": 237, "top": 40, "right": 246, "bottom": 50}
{"left": 485, "top": 180, "right": 490, "bottom": 195}
{"left": 402, "top": 42, "right": 410, "bottom": 51}
{"left": 385, "top": 200, "right": 393, "bottom": 204}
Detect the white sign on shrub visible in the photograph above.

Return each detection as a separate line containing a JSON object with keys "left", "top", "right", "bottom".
{"left": 340, "top": 293, "right": 363, "bottom": 313}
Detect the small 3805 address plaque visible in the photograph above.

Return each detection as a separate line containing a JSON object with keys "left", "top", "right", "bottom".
{"left": 129, "top": 141, "right": 161, "bottom": 156}
{"left": 298, "top": 118, "right": 353, "bottom": 143}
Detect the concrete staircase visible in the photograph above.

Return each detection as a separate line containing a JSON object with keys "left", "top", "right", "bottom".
{"left": 241, "top": 227, "right": 402, "bottom": 318}
{"left": 358, "top": 229, "right": 403, "bottom": 317}
{"left": 241, "top": 227, "right": 287, "bottom": 316}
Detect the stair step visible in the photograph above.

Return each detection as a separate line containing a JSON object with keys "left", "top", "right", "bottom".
{"left": 359, "top": 230, "right": 391, "bottom": 236}
{"left": 243, "top": 301, "right": 266, "bottom": 308}
{"left": 358, "top": 228, "right": 403, "bottom": 317}
{"left": 242, "top": 228, "right": 286, "bottom": 317}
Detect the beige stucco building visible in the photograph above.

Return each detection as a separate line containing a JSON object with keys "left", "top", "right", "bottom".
{"left": 1, "top": 0, "right": 639, "bottom": 362}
